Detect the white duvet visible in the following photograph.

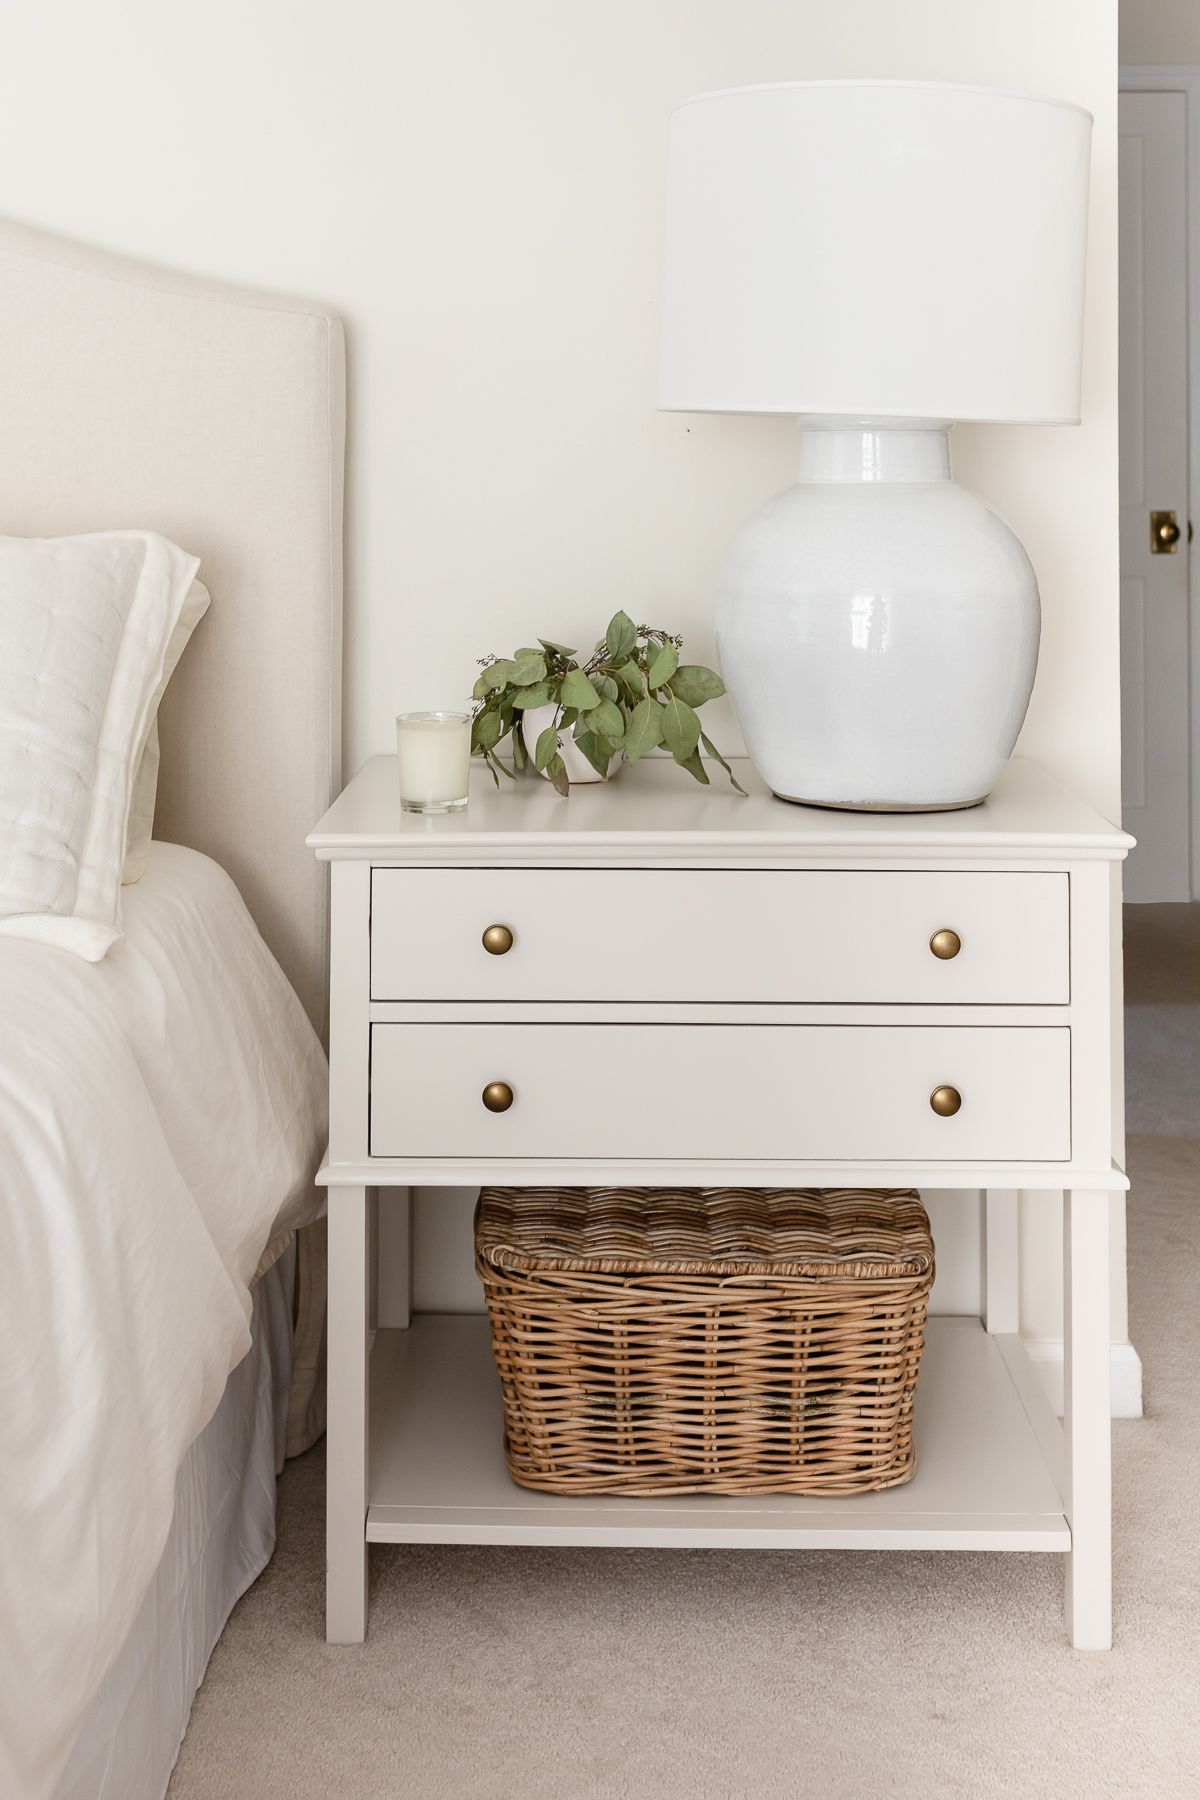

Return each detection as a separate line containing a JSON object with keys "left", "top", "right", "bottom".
{"left": 0, "top": 844, "right": 327, "bottom": 1800}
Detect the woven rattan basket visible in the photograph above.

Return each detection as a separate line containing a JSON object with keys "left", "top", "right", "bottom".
{"left": 475, "top": 1186, "right": 934, "bottom": 1498}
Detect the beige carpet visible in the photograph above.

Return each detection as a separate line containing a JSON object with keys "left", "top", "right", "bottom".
{"left": 167, "top": 916, "right": 1200, "bottom": 1800}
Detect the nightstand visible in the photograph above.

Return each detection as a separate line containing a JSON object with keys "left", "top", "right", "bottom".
{"left": 308, "top": 754, "right": 1131, "bottom": 1650}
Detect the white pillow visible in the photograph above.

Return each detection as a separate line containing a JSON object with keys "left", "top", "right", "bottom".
{"left": 0, "top": 531, "right": 200, "bottom": 958}
{"left": 121, "top": 720, "right": 163, "bottom": 888}
{"left": 122, "top": 578, "right": 211, "bottom": 884}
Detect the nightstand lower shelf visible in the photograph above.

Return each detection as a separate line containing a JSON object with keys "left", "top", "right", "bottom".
{"left": 364, "top": 1313, "right": 1069, "bottom": 1552}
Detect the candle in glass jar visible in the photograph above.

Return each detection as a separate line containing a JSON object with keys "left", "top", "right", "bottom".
{"left": 395, "top": 711, "right": 471, "bottom": 813}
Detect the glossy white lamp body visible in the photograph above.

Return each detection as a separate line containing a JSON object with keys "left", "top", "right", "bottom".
{"left": 659, "top": 82, "right": 1091, "bottom": 809}
{"left": 717, "top": 419, "right": 1040, "bottom": 809}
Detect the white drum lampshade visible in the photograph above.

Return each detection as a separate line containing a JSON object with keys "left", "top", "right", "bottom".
{"left": 659, "top": 81, "right": 1092, "bottom": 809}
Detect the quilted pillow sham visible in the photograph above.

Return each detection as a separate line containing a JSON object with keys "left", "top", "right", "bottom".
{"left": 0, "top": 531, "right": 200, "bottom": 957}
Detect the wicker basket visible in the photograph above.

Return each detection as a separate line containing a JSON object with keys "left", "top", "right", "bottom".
{"left": 474, "top": 1186, "right": 934, "bottom": 1498}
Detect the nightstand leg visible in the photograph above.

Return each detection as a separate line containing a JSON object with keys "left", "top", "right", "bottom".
{"left": 1063, "top": 1188, "right": 1112, "bottom": 1650}
{"left": 326, "top": 1182, "right": 369, "bottom": 1643}
{"left": 983, "top": 1187, "right": 1019, "bottom": 1334}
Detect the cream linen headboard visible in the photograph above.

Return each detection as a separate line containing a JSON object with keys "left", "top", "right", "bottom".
{"left": 0, "top": 217, "right": 344, "bottom": 1036}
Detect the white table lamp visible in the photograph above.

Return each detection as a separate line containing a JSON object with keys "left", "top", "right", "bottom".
{"left": 659, "top": 80, "right": 1092, "bottom": 809}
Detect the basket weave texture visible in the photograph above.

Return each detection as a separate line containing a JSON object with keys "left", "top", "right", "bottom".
{"left": 475, "top": 1186, "right": 934, "bottom": 1497}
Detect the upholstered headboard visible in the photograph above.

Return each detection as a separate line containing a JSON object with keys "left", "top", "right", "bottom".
{"left": 0, "top": 217, "right": 344, "bottom": 1035}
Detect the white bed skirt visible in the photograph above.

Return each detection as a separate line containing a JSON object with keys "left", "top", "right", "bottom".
{"left": 55, "top": 1244, "right": 297, "bottom": 1800}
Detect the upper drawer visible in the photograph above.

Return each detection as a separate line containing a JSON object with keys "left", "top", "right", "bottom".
{"left": 370, "top": 869, "right": 1069, "bottom": 1004}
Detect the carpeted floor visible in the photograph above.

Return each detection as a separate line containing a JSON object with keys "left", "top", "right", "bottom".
{"left": 166, "top": 910, "right": 1200, "bottom": 1800}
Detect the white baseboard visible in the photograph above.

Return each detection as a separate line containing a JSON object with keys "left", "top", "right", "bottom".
{"left": 1023, "top": 1339, "right": 1144, "bottom": 1419}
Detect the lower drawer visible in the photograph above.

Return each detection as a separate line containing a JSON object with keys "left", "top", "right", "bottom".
{"left": 369, "top": 1024, "right": 1071, "bottom": 1162}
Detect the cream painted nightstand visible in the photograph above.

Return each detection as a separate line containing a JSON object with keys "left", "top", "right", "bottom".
{"left": 308, "top": 755, "right": 1132, "bottom": 1650}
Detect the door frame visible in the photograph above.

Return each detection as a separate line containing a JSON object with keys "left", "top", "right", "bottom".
{"left": 1121, "top": 67, "right": 1199, "bottom": 894}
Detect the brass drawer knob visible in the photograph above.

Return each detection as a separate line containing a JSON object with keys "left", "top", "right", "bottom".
{"left": 482, "top": 923, "right": 514, "bottom": 956}
{"left": 929, "top": 1085, "right": 962, "bottom": 1117}
{"left": 482, "top": 1081, "right": 514, "bottom": 1113}
{"left": 929, "top": 928, "right": 961, "bottom": 960}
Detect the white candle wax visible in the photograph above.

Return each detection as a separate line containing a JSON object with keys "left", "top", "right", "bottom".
{"left": 395, "top": 711, "right": 471, "bottom": 813}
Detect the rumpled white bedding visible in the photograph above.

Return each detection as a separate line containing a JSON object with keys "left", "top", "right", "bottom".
{"left": 0, "top": 843, "right": 327, "bottom": 1800}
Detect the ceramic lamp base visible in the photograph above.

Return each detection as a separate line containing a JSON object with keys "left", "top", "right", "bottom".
{"left": 775, "top": 791, "right": 988, "bottom": 814}
{"left": 716, "top": 419, "right": 1040, "bottom": 812}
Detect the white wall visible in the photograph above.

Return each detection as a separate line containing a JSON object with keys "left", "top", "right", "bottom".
{"left": 0, "top": 1, "right": 1121, "bottom": 1337}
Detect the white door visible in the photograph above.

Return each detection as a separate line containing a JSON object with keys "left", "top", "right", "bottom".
{"left": 1119, "top": 91, "right": 1190, "bottom": 902}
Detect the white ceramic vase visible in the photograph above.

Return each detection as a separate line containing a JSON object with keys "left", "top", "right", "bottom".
{"left": 520, "top": 704, "right": 620, "bottom": 784}
{"left": 716, "top": 419, "right": 1040, "bottom": 811}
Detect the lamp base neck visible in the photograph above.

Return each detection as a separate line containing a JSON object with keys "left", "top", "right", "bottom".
{"left": 795, "top": 416, "right": 953, "bottom": 484}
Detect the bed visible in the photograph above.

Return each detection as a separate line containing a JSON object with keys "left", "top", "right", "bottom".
{"left": 0, "top": 218, "right": 345, "bottom": 1800}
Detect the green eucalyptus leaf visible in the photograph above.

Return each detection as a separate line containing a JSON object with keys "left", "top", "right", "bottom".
{"left": 557, "top": 706, "right": 579, "bottom": 731}
{"left": 534, "top": 724, "right": 560, "bottom": 772}
{"left": 559, "top": 667, "right": 600, "bottom": 711}
{"left": 606, "top": 609, "right": 637, "bottom": 663}
{"left": 546, "top": 751, "right": 571, "bottom": 797}
{"left": 660, "top": 691, "right": 701, "bottom": 761}
{"left": 510, "top": 650, "right": 547, "bottom": 687}
{"left": 474, "top": 658, "right": 516, "bottom": 698}
{"left": 481, "top": 751, "right": 500, "bottom": 789}
{"left": 490, "top": 749, "right": 516, "bottom": 780}
{"left": 510, "top": 682, "right": 553, "bottom": 709}
{"left": 592, "top": 673, "right": 619, "bottom": 703}
{"left": 677, "top": 746, "right": 710, "bottom": 786}
{"left": 647, "top": 643, "right": 678, "bottom": 690}
{"left": 700, "top": 730, "right": 748, "bottom": 796}
{"left": 667, "top": 664, "right": 725, "bottom": 708}
{"left": 573, "top": 730, "right": 614, "bottom": 779}
{"left": 588, "top": 697, "right": 625, "bottom": 742}
{"left": 622, "top": 697, "right": 663, "bottom": 762}
{"left": 615, "top": 661, "right": 645, "bottom": 703}
{"left": 473, "top": 708, "right": 503, "bottom": 750}
{"left": 539, "top": 639, "right": 577, "bottom": 658}
{"left": 511, "top": 727, "right": 528, "bottom": 771}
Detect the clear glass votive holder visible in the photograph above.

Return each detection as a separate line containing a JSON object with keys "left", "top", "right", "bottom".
{"left": 395, "top": 710, "right": 471, "bottom": 813}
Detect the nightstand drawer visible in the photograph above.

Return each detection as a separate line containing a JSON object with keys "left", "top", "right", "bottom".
{"left": 370, "top": 870, "right": 1069, "bottom": 1004}
{"left": 369, "top": 1024, "right": 1071, "bottom": 1161}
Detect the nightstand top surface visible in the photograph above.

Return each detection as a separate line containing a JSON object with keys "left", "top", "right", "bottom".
{"left": 308, "top": 755, "right": 1131, "bottom": 863}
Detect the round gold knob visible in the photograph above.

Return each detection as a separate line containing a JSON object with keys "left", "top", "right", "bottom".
{"left": 482, "top": 1081, "right": 514, "bottom": 1113}
{"left": 482, "top": 924, "right": 514, "bottom": 956}
{"left": 1157, "top": 518, "right": 1181, "bottom": 548}
{"left": 929, "top": 928, "right": 961, "bottom": 961}
{"left": 930, "top": 1085, "right": 962, "bottom": 1118}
